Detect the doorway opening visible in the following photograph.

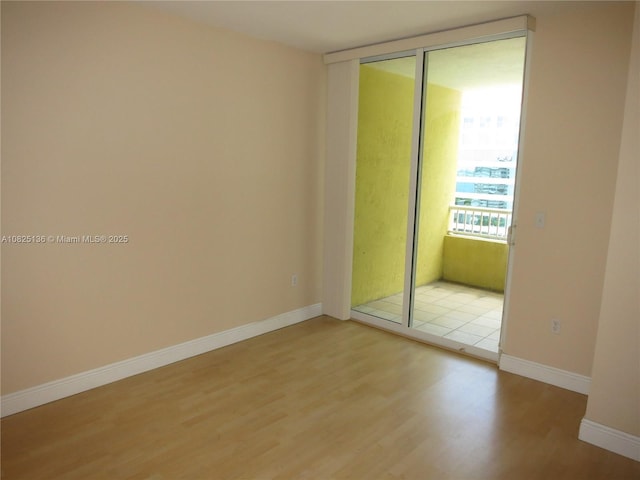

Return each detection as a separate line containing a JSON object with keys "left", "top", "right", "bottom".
{"left": 351, "top": 36, "right": 527, "bottom": 359}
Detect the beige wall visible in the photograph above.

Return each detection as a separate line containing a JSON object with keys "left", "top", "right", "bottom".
{"left": 584, "top": 2, "right": 639, "bottom": 437}
{"left": 1, "top": 2, "right": 325, "bottom": 394}
{"left": 502, "top": 2, "right": 635, "bottom": 376}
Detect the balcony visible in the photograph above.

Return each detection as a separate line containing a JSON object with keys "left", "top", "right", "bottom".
{"left": 444, "top": 205, "right": 510, "bottom": 293}
{"left": 351, "top": 205, "right": 510, "bottom": 353}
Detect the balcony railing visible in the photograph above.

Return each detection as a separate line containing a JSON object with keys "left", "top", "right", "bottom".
{"left": 449, "top": 205, "right": 512, "bottom": 241}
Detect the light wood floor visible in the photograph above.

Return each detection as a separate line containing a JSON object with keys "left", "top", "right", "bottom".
{"left": 2, "top": 316, "right": 638, "bottom": 479}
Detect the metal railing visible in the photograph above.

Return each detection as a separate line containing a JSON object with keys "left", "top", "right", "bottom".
{"left": 449, "top": 205, "right": 512, "bottom": 241}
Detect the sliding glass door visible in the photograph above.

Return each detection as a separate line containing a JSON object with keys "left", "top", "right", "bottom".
{"left": 351, "top": 35, "right": 527, "bottom": 359}
{"left": 351, "top": 55, "right": 416, "bottom": 324}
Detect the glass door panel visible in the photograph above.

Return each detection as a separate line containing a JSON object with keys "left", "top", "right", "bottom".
{"left": 410, "top": 37, "right": 526, "bottom": 354}
{"left": 351, "top": 55, "right": 416, "bottom": 324}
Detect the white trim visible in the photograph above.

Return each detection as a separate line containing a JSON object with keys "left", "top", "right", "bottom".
{"left": 402, "top": 51, "right": 425, "bottom": 328}
{"left": 499, "top": 354, "right": 591, "bottom": 394}
{"left": 324, "top": 15, "right": 534, "bottom": 64}
{"left": 342, "top": 60, "right": 360, "bottom": 321}
{"left": 1, "top": 304, "right": 322, "bottom": 417}
{"left": 322, "top": 59, "right": 359, "bottom": 320}
{"left": 579, "top": 419, "right": 640, "bottom": 461}
{"left": 500, "top": 27, "right": 534, "bottom": 353}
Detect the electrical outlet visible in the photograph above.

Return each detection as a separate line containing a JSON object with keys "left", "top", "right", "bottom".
{"left": 291, "top": 274, "right": 298, "bottom": 287}
{"left": 551, "top": 318, "right": 561, "bottom": 334}
{"left": 535, "top": 212, "right": 546, "bottom": 228}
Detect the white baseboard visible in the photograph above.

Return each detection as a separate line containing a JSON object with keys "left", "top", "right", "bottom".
{"left": 579, "top": 419, "right": 640, "bottom": 461}
{"left": 499, "top": 354, "right": 591, "bottom": 395}
{"left": 1, "top": 303, "right": 322, "bottom": 417}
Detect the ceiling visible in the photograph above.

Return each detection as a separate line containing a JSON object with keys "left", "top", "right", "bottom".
{"left": 143, "top": 1, "right": 574, "bottom": 54}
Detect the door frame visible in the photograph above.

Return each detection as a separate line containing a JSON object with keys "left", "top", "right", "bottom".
{"left": 322, "top": 16, "right": 535, "bottom": 363}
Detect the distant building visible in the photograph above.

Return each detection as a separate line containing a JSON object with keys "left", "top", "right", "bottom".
{"left": 453, "top": 106, "right": 520, "bottom": 211}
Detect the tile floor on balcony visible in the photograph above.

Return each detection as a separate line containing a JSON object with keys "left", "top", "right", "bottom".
{"left": 352, "top": 281, "right": 503, "bottom": 353}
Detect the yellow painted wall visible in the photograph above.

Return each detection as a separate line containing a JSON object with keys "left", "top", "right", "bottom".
{"left": 443, "top": 235, "right": 508, "bottom": 292}
{"left": 351, "top": 65, "right": 414, "bottom": 306}
{"left": 415, "top": 84, "right": 462, "bottom": 287}
{"left": 351, "top": 63, "right": 461, "bottom": 306}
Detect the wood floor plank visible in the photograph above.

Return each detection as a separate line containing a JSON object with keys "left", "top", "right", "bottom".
{"left": 2, "top": 316, "right": 639, "bottom": 479}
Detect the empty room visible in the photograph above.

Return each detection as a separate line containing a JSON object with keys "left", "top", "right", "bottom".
{"left": 1, "top": 1, "right": 639, "bottom": 478}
